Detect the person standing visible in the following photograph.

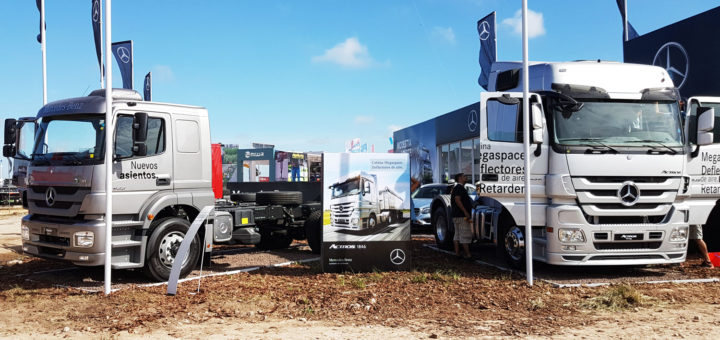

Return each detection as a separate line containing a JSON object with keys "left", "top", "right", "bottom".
{"left": 690, "top": 225, "right": 714, "bottom": 268}
{"left": 451, "top": 173, "right": 473, "bottom": 259}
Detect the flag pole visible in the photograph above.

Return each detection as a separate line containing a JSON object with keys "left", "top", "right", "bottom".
{"left": 40, "top": 0, "right": 47, "bottom": 105}
{"left": 623, "top": 0, "right": 629, "bottom": 42}
{"left": 99, "top": 0, "right": 104, "bottom": 88}
{"left": 522, "top": 0, "right": 533, "bottom": 287}
{"left": 103, "top": 0, "right": 113, "bottom": 296}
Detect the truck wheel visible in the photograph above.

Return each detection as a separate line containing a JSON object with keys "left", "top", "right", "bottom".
{"left": 304, "top": 210, "right": 322, "bottom": 254}
{"left": 256, "top": 191, "right": 303, "bottom": 205}
{"left": 230, "top": 192, "right": 256, "bottom": 203}
{"left": 256, "top": 230, "right": 293, "bottom": 250}
{"left": 500, "top": 224, "right": 526, "bottom": 269}
{"left": 433, "top": 207, "right": 454, "bottom": 250}
{"left": 387, "top": 211, "right": 395, "bottom": 226}
{"left": 366, "top": 213, "right": 378, "bottom": 229}
{"left": 143, "top": 217, "right": 200, "bottom": 282}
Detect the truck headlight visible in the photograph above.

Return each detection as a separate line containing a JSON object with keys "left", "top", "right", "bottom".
{"left": 73, "top": 231, "right": 94, "bottom": 248}
{"left": 351, "top": 218, "right": 359, "bottom": 226}
{"left": 670, "top": 226, "right": 688, "bottom": 242}
{"left": 21, "top": 226, "right": 30, "bottom": 241}
{"left": 420, "top": 207, "right": 430, "bottom": 214}
{"left": 558, "top": 228, "right": 585, "bottom": 243}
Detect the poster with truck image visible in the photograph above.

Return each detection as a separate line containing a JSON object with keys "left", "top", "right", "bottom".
{"left": 322, "top": 153, "right": 412, "bottom": 272}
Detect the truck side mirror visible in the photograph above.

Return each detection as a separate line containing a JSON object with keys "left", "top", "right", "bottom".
{"left": 133, "top": 112, "right": 148, "bottom": 143}
{"left": 3, "top": 145, "right": 16, "bottom": 158}
{"left": 132, "top": 143, "right": 147, "bottom": 157}
{"left": 697, "top": 107, "right": 715, "bottom": 146}
{"left": 531, "top": 103, "right": 544, "bottom": 144}
{"left": 4, "top": 119, "right": 17, "bottom": 145}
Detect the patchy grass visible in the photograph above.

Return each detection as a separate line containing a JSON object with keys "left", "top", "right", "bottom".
{"left": 581, "top": 284, "right": 647, "bottom": 311}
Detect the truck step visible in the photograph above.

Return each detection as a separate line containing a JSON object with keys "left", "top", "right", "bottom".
{"left": 111, "top": 240, "right": 143, "bottom": 248}
{"left": 112, "top": 220, "right": 144, "bottom": 227}
{"left": 111, "top": 261, "right": 143, "bottom": 269}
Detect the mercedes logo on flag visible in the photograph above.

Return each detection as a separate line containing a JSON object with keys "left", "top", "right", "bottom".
{"left": 92, "top": 0, "right": 100, "bottom": 23}
{"left": 618, "top": 181, "right": 640, "bottom": 207}
{"left": 468, "top": 109, "right": 478, "bottom": 132}
{"left": 478, "top": 21, "right": 491, "bottom": 41}
{"left": 117, "top": 46, "right": 131, "bottom": 64}
{"left": 390, "top": 249, "right": 406, "bottom": 265}
{"left": 652, "top": 42, "right": 689, "bottom": 89}
{"left": 45, "top": 187, "right": 57, "bottom": 207}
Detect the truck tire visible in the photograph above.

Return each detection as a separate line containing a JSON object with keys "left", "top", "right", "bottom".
{"left": 387, "top": 211, "right": 395, "bottom": 226}
{"left": 230, "top": 192, "right": 256, "bottom": 203}
{"left": 256, "top": 230, "right": 293, "bottom": 250}
{"left": 499, "top": 223, "right": 526, "bottom": 269}
{"left": 143, "top": 217, "right": 201, "bottom": 282}
{"left": 304, "top": 210, "right": 322, "bottom": 254}
{"left": 256, "top": 191, "right": 303, "bottom": 205}
{"left": 366, "top": 213, "right": 378, "bottom": 229}
{"left": 433, "top": 207, "right": 454, "bottom": 250}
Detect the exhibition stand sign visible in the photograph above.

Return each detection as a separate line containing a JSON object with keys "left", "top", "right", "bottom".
{"left": 322, "top": 153, "right": 412, "bottom": 272}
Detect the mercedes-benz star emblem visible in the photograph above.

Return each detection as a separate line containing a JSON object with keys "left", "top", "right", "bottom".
{"left": 652, "top": 42, "right": 689, "bottom": 89}
{"left": 468, "top": 109, "right": 478, "bottom": 132}
{"left": 390, "top": 249, "right": 406, "bottom": 265}
{"left": 45, "top": 187, "right": 57, "bottom": 207}
{"left": 478, "top": 21, "right": 491, "bottom": 41}
{"left": 92, "top": 1, "right": 100, "bottom": 23}
{"left": 617, "top": 181, "right": 640, "bottom": 207}
{"left": 117, "top": 47, "right": 131, "bottom": 64}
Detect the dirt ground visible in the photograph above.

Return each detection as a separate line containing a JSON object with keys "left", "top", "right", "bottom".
{"left": 2, "top": 208, "right": 720, "bottom": 339}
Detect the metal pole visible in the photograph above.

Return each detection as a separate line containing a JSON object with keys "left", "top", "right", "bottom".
{"left": 623, "top": 0, "right": 628, "bottom": 42}
{"left": 40, "top": 0, "right": 47, "bottom": 105}
{"left": 99, "top": 0, "right": 104, "bottom": 89}
{"left": 103, "top": 0, "right": 113, "bottom": 296}
{"left": 522, "top": 0, "right": 533, "bottom": 286}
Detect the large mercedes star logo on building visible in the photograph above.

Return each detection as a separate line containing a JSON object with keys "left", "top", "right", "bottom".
{"left": 45, "top": 187, "right": 57, "bottom": 207}
{"left": 390, "top": 249, "right": 406, "bottom": 265}
{"left": 117, "top": 47, "right": 131, "bottom": 64}
{"left": 468, "top": 109, "right": 478, "bottom": 132}
{"left": 653, "top": 42, "right": 689, "bottom": 89}
{"left": 617, "top": 181, "right": 640, "bottom": 207}
{"left": 478, "top": 21, "right": 491, "bottom": 41}
{"left": 92, "top": 0, "right": 100, "bottom": 23}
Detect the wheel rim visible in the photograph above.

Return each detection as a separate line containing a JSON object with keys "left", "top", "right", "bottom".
{"left": 504, "top": 226, "right": 525, "bottom": 262}
{"left": 436, "top": 216, "right": 447, "bottom": 242}
{"left": 158, "top": 231, "right": 189, "bottom": 268}
{"left": 368, "top": 215, "right": 376, "bottom": 228}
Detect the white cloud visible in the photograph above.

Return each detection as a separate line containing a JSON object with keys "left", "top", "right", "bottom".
{"left": 312, "top": 37, "right": 376, "bottom": 68}
{"left": 354, "top": 115, "right": 374, "bottom": 124}
{"left": 151, "top": 65, "right": 175, "bottom": 82}
{"left": 430, "top": 26, "right": 456, "bottom": 44}
{"left": 501, "top": 9, "right": 546, "bottom": 39}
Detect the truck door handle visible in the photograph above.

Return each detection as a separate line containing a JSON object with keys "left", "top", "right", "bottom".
{"left": 481, "top": 174, "right": 498, "bottom": 182}
{"left": 156, "top": 178, "right": 171, "bottom": 186}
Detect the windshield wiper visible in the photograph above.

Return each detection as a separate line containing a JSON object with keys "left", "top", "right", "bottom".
{"left": 637, "top": 140, "right": 678, "bottom": 155}
{"left": 560, "top": 138, "right": 618, "bottom": 153}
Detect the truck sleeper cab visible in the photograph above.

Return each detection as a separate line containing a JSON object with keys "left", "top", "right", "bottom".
{"left": 431, "top": 61, "right": 696, "bottom": 267}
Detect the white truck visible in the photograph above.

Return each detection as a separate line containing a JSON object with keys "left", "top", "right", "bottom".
{"left": 2, "top": 89, "right": 323, "bottom": 281}
{"left": 431, "top": 60, "right": 708, "bottom": 267}
{"left": 682, "top": 96, "right": 720, "bottom": 252}
{"left": 329, "top": 171, "right": 404, "bottom": 229}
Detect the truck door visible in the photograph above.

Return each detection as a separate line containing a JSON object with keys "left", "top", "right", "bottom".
{"left": 113, "top": 110, "right": 173, "bottom": 214}
{"left": 685, "top": 97, "right": 720, "bottom": 225}
{"left": 476, "top": 92, "right": 549, "bottom": 226}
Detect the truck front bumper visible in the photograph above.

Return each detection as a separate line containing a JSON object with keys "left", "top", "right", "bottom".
{"left": 542, "top": 205, "right": 688, "bottom": 266}
{"left": 21, "top": 215, "right": 107, "bottom": 266}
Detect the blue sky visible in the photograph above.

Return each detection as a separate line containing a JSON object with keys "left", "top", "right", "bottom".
{"left": 0, "top": 0, "right": 716, "bottom": 152}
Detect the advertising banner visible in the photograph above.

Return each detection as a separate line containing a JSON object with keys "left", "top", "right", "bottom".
{"left": 111, "top": 40, "right": 134, "bottom": 90}
{"left": 477, "top": 11, "right": 496, "bottom": 90}
{"left": 322, "top": 153, "right": 412, "bottom": 272}
{"left": 624, "top": 6, "right": 720, "bottom": 97}
{"left": 237, "top": 148, "right": 275, "bottom": 182}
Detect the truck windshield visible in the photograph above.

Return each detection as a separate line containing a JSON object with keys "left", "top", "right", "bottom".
{"left": 32, "top": 115, "right": 105, "bottom": 166}
{"left": 553, "top": 100, "right": 683, "bottom": 147}
{"left": 331, "top": 179, "right": 360, "bottom": 198}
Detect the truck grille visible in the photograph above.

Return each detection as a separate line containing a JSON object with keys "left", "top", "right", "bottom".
{"left": 331, "top": 202, "right": 353, "bottom": 218}
{"left": 27, "top": 185, "right": 91, "bottom": 218}
{"left": 594, "top": 242, "right": 662, "bottom": 250}
{"left": 571, "top": 176, "right": 680, "bottom": 223}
